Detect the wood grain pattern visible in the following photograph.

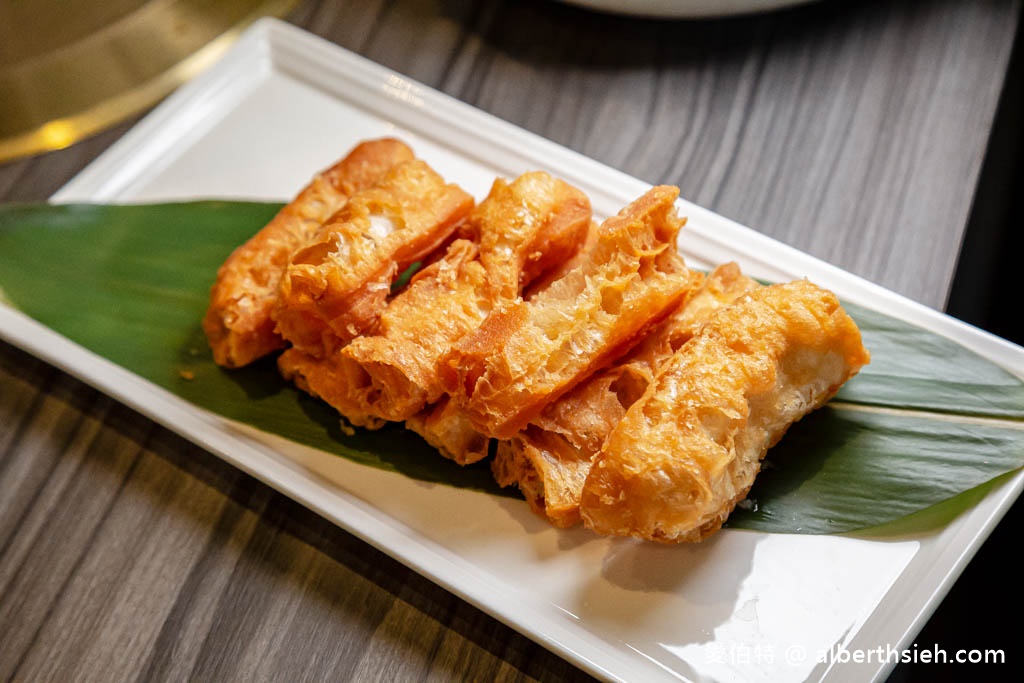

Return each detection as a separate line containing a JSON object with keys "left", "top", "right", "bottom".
{"left": 294, "top": 0, "right": 1018, "bottom": 309}
{"left": 0, "top": 345, "right": 587, "bottom": 682}
{"left": 0, "top": 0, "right": 1018, "bottom": 681}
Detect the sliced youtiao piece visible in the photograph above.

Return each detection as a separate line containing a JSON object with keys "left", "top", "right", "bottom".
{"left": 580, "top": 279, "right": 870, "bottom": 543}
{"left": 273, "top": 159, "right": 474, "bottom": 356}
{"left": 277, "top": 346, "right": 385, "bottom": 430}
{"left": 628, "top": 261, "right": 762, "bottom": 368}
{"left": 277, "top": 172, "right": 592, "bottom": 440}
{"left": 406, "top": 397, "right": 491, "bottom": 466}
{"left": 343, "top": 239, "right": 490, "bottom": 418}
{"left": 203, "top": 138, "right": 415, "bottom": 367}
{"left": 493, "top": 430, "right": 592, "bottom": 528}
{"left": 332, "top": 172, "right": 592, "bottom": 436}
{"left": 536, "top": 262, "right": 760, "bottom": 447}
{"left": 282, "top": 172, "right": 588, "bottom": 452}
{"left": 522, "top": 217, "right": 601, "bottom": 298}
{"left": 494, "top": 263, "right": 760, "bottom": 527}
{"left": 441, "top": 185, "right": 700, "bottom": 439}
{"left": 278, "top": 240, "right": 489, "bottom": 427}
{"left": 465, "top": 172, "right": 592, "bottom": 298}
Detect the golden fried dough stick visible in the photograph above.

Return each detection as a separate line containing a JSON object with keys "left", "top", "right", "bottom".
{"left": 466, "top": 172, "right": 592, "bottom": 298}
{"left": 277, "top": 172, "right": 592, "bottom": 440}
{"left": 631, "top": 261, "right": 761, "bottom": 364}
{"left": 345, "top": 239, "right": 489, "bottom": 417}
{"left": 203, "top": 138, "right": 415, "bottom": 367}
{"left": 406, "top": 397, "right": 491, "bottom": 465}
{"left": 277, "top": 346, "right": 385, "bottom": 430}
{"left": 580, "top": 279, "right": 870, "bottom": 543}
{"left": 493, "top": 428, "right": 590, "bottom": 527}
{"left": 441, "top": 185, "right": 700, "bottom": 440}
{"left": 328, "top": 172, "right": 592, "bottom": 441}
{"left": 273, "top": 159, "right": 474, "bottom": 356}
{"left": 346, "top": 173, "right": 591, "bottom": 411}
{"left": 522, "top": 217, "right": 602, "bottom": 299}
{"left": 279, "top": 240, "right": 490, "bottom": 427}
{"left": 494, "top": 263, "right": 761, "bottom": 527}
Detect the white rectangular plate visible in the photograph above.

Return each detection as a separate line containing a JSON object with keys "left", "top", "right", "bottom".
{"left": 4, "top": 19, "right": 1023, "bottom": 683}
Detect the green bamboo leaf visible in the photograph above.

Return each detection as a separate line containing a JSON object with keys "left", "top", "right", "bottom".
{"left": 0, "top": 202, "right": 500, "bottom": 493}
{"left": 837, "top": 302, "right": 1024, "bottom": 419}
{"left": 728, "top": 405, "right": 1023, "bottom": 533}
{"left": 0, "top": 202, "right": 1021, "bottom": 534}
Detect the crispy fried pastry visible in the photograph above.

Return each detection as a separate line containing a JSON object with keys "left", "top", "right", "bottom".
{"left": 406, "top": 397, "right": 491, "bottom": 465}
{"left": 304, "top": 173, "right": 591, "bottom": 456}
{"left": 357, "top": 240, "right": 487, "bottom": 400}
{"left": 494, "top": 263, "right": 761, "bottom": 526}
{"left": 441, "top": 186, "right": 700, "bottom": 439}
{"left": 276, "top": 241, "right": 488, "bottom": 429}
{"left": 579, "top": 279, "right": 870, "bottom": 543}
{"left": 277, "top": 172, "right": 592, "bottom": 449}
{"left": 466, "top": 172, "right": 592, "bottom": 298}
{"left": 277, "top": 346, "right": 385, "bottom": 430}
{"left": 273, "top": 159, "right": 474, "bottom": 356}
{"left": 342, "top": 172, "right": 592, "bottom": 419}
{"left": 203, "top": 138, "right": 415, "bottom": 367}
{"left": 523, "top": 218, "right": 602, "bottom": 298}
{"left": 344, "top": 239, "right": 492, "bottom": 422}
{"left": 206, "top": 135, "right": 874, "bottom": 543}
{"left": 493, "top": 428, "right": 591, "bottom": 527}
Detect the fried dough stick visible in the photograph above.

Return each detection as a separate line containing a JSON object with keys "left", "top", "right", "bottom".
{"left": 494, "top": 263, "right": 760, "bottom": 527}
{"left": 273, "top": 159, "right": 474, "bottom": 356}
{"left": 406, "top": 396, "right": 491, "bottom": 465}
{"left": 441, "top": 186, "right": 701, "bottom": 440}
{"left": 277, "top": 239, "right": 489, "bottom": 429}
{"left": 203, "top": 138, "right": 414, "bottom": 367}
{"left": 580, "top": 280, "right": 870, "bottom": 543}
{"left": 346, "top": 172, "right": 591, "bottom": 417}
{"left": 400, "top": 175, "right": 594, "bottom": 465}
{"left": 362, "top": 173, "right": 591, "bottom": 456}
{"left": 279, "top": 173, "right": 591, "bottom": 441}
{"left": 465, "top": 172, "right": 593, "bottom": 299}
{"left": 407, "top": 222, "right": 599, "bottom": 466}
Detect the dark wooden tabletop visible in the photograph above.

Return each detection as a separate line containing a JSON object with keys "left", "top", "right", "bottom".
{"left": 1, "top": 1, "right": 1020, "bottom": 681}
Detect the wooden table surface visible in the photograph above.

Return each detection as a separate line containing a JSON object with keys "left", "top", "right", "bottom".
{"left": 1, "top": 0, "right": 1020, "bottom": 681}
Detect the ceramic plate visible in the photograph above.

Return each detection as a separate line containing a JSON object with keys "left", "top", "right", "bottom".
{"left": 2, "top": 19, "right": 1021, "bottom": 683}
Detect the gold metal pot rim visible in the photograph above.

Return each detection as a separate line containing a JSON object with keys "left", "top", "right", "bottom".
{"left": 0, "top": 0, "right": 295, "bottom": 164}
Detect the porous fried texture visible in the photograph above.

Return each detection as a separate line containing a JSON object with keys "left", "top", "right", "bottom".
{"left": 524, "top": 219, "right": 601, "bottom": 297}
{"left": 441, "top": 186, "right": 700, "bottom": 439}
{"left": 273, "top": 159, "right": 474, "bottom": 356}
{"left": 276, "top": 347, "right": 385, "bottom": 430}
{"left": 339, "top": 239, "right": 492, "bottom": 421}
{"left": 466, "top": 172, "right": 592, "bottom": 297}
{"left": 494, "top": 263, "right": 761, "bottom": 526}
{"left": 202, "top": 138, "right": 414, "bottom": 367}
{"left": 275, "top": 243, "right": 488, "bottom": 428}
{"left": 493, "top": 430, "right": 592, "bottom": 527}
{"left": 579, "top": 280, "right": 870, "bottom": 543}
{"left": 636, "top": 261, "right": 761, "bottom": 361}
{"left": 406, "top": 397, "right": 491, "bottom": 466}
{"left": 532, "top": 263, "right": 760, "bottom": 452}
{"left": 330, "top": 172, "right": 592, "bottom": 455}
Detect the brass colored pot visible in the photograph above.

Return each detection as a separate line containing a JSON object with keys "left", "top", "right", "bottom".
{"left": 0, "top": 0, "right": 295, "bottom": 162}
